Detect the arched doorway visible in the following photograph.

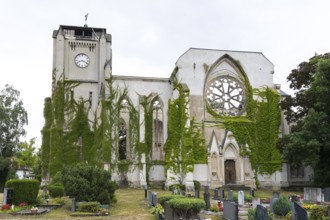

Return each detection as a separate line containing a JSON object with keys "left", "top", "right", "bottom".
{"left": 225, "top": 160, "right": 236, "bottom": 184}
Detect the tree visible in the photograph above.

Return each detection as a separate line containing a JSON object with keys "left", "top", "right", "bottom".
{"left": 282, "top": 55, "right": 330, "bottom": 186}
{"left": 15, "top": 138, "right": 37, "bottom": 169}
{"left": 0, "top": 84, "right": 28, "bottom": 188}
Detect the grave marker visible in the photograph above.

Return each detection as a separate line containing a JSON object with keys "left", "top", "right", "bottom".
{"left": 238, "top": 190, "right": 244, "bottom": 206}
{"left": 223, "top": 201, "right": 238, "bottom": 220}
{"left": 292, "top": 202, "right": 307, "bottom": 220}
{"left": 256, "top": 205, "right": 269, "bottom": 220}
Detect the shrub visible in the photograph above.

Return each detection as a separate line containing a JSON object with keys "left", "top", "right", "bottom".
{"left": 61, "top": 164, "right": 117, "bottom": 204}
{"left": 247, "top": 208, "right": 256, "bottom": 220}
{"left": 48, "top": 184, "right": 64, "bottom": 198}
{"left": 272, "top": 196, "right": 291, "bottom": 217}
{"left": 158, "top": 194, "right": 185, "bottom": 206}
{"left": 77, "top": 201, "right": 101, "bottom": 213}
{"left": 310, "top": 205, "right": 327, "bottom": 220}
{"left": 168, "top": 198, "right": 205, "bottom": 219}
{"left": 193, "top": 180, "right": 201, "bottom": 190}
{"left": 209, "top": 203, "right": 219, "bottom": 212}
{"left": 245, "top": 194, "right": 253, "bottom": 202}
{"left": 169, "top": 184, "right": 186, "bottom": 191}
{"left": 5, "top": 179, "right": 40, "bottom": 205}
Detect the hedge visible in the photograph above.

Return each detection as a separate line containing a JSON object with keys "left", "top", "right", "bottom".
{"left": 167, "top": 198, "right": 205, "bottom": 219}
{"left": 48, "top": 184, "right": 65, "bottom": 198}
{"left": 158, "top": 194, "right": 185, "bottom": 206}
{"left": 77, "top": 201, "right": 101, "bottom": 213}
{"left": 5, "top": 179, "right": 40, "bottom": 205}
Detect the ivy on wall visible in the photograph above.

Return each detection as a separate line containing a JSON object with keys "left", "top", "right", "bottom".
{"left": 205, "top": 57, "right": 282, "bottom": 187}
{"left": 164, "top": 79, "right": 208, "bottom": 176}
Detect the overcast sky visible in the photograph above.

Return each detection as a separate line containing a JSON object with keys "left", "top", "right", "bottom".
{"left": 1, "top": 0, "right": 329, "bottom": 147}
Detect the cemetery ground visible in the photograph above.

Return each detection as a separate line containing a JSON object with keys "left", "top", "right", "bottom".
{"left": 0, "top": 188, "right": 304, "bottom": 220}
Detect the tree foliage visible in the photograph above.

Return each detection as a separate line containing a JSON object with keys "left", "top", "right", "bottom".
{"left": 282, "top": 54, "right": 330, "bottom": 186}
{"left": 0, "top": 84, "right": 28, "bottom": 188}
{"left": 61, "top": 164, "right": 117, "bottom": 204}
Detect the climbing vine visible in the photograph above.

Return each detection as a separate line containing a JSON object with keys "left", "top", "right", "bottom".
{"left": 207, "top": 84, "right": 281, "bottom": 187}
{"left": 164, "top": 79, "right": 208, "bottom": 177}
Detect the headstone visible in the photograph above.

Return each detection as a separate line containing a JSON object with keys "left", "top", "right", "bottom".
{"left": 214, "top": 188, "right": 219, "bottom": 200}
{"left": 2, "top": 188, "right": 14, "bottom": 205}
{"left": 238, "top": 190, "right": 244, "bottom": 206}
{"left": 228, "top": 190, "right": 233, "bottom": 201}
{"left": 148, "top": 191, "right": 153, "bottom": 207}
{"left": 195, "top": 189, "right": 200, "bottom": 198}
{"left": 292, "top": 202, "right": 307, "bottom": 220}
{"left": 272, "top": 191, "right": 280, "bottom": 199}
{"left": 203, "top": 185, "right": 211, "bottom": 210}
{"left": 152, "top": 192, "right": 157, "bottom": 206}
{"left": 223, "top": 201, "right": 238, "bottom": 220}
{"left": 270, "top": 198, "right": 278, "bottom": 213}
{"left": 250, "top": 188, "right": 255, "bottom": 197}
{"left": 327, "top": 206, "right": 330, "bottom": 218}
{"left": 71, "top": 198, "right": 76, "bottom": 212}
{"left": 304, "top": 187, "right": 323, "bottom": 202}
{"left": 252, "top": 198, "right": 261, "bottom": 209}
{"left": 220, "top": 187, "right": 225, "bottom": 200}
{"left": 322, "top": 187, "right": 330, "bottom": 202}
{"left": 256, "top": 204, "right": 269, "bottom": 220}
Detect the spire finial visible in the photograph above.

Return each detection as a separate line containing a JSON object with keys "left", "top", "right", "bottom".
{"left": 84, "top": 13, "right": 88, "bottom": 27}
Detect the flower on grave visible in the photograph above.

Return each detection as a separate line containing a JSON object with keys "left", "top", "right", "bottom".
{"left": 30, "top": 206, "right": 38, "bottom": 211}
{"left": 1, "top": 204, "right": 11, "bottom": 210}
{"left": 19, "top": 202, "right": 27, "bottom": 207}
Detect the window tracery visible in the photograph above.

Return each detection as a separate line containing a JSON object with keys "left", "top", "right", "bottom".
{"left": 207, "top": 76, "right": 246, "bottom": 116}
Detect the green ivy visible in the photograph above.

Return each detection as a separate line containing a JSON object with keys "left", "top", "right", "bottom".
{"left": 164, "top": 79, "right": 208, "bottom": 176}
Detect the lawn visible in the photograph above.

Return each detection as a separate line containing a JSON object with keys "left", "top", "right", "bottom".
{"left": 0, "top": 188, "right": 302, "bottom": 220}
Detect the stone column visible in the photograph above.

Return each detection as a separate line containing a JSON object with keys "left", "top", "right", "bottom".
{"left": 140, "top": 153, "right": 147, "bottom": 187}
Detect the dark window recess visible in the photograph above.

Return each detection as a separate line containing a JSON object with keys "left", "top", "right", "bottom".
{"left": 75, "top": 30, "right": 93, "bottom": 38}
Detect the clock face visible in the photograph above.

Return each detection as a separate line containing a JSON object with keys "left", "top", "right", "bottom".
{"left": 75, "top": 53, "right": 90, "bottom": 68}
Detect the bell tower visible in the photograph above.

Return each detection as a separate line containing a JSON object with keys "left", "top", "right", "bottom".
{"left": 52, "top": 24, "right": 112, "bottom": 119}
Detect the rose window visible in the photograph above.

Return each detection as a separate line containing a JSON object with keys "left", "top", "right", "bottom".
{"left": 207, "top": 76, "right": 246, "bottom": 116}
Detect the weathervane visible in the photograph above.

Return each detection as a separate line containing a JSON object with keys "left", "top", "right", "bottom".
{"left": 84, "top": 13, "right": 88, "bottom": 27}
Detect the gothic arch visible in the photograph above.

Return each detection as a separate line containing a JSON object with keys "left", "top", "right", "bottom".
{"left": 204, "top": 54, "right": 250, "bottom": 116}
{"left": 151, "top": 96, "right": 164, "bottom": 160}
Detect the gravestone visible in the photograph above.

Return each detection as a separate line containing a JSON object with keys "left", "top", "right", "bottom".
{"left": 152, "top": 192, "right": 157, "bottom": 206}
{"left": 228, "top": 190, "right": 233, "bottom": 201}
{"left": 148, "top": 191, "right": 153, "bottom": 207}
{"left": 71, "top": 198, "right": 76, "bottom": 212}
{"left": 270, "top": 198, "right": 278, "bottom": 213}
{"left": 250, "top": 188, "right": 255, "bottom": 197}
{"left": 327, "top": 206, "right": 330, "bottom": 218}
{"left": 304, "top": 187, "right": 323, "bottom": 202}
{"left": 238, "top": 190, "right": 244, "bottom": 206}
{"left": 203, "top": 186, "right": 211, "bottom": 210}
{"left": 223, "top": 201, "right": 238, "bottom": 220}
{"left": 252, "top": 198, "right": 260, "bottom": 209}
{"left": 3, "top": 188, "right": 14, "bottom": 205}
{"left": 322, "top": 187, "right": 330, "bottom": 202}
{"left": 220, "top": 187, "right": 225, "bottom": 200}
{"left": 256, "top": 205, "right": 269, "bottom": 220}
{"left": 214, "top": 188, "right": 219, "bottom": 200}
{"left": 292, "top": 202, "right": 307, "bottom": 220}
{"left": 272, "top": 191, "right": 280, "bottom": 199}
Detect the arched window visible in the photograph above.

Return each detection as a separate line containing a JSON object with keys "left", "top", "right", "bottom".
{"left": 118, "top": 120, "right": 127, "bottom": 160}
{"left": 152, "top": 99, "right": 164, "bottom": 160}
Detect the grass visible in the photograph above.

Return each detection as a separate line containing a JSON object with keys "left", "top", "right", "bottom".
{"left": 0, "top": 188, "right": 302, "bottom": 220}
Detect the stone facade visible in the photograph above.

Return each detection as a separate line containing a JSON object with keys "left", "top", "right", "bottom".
{"left": 50, "top": 24, "right": 312, "bottom": 189}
